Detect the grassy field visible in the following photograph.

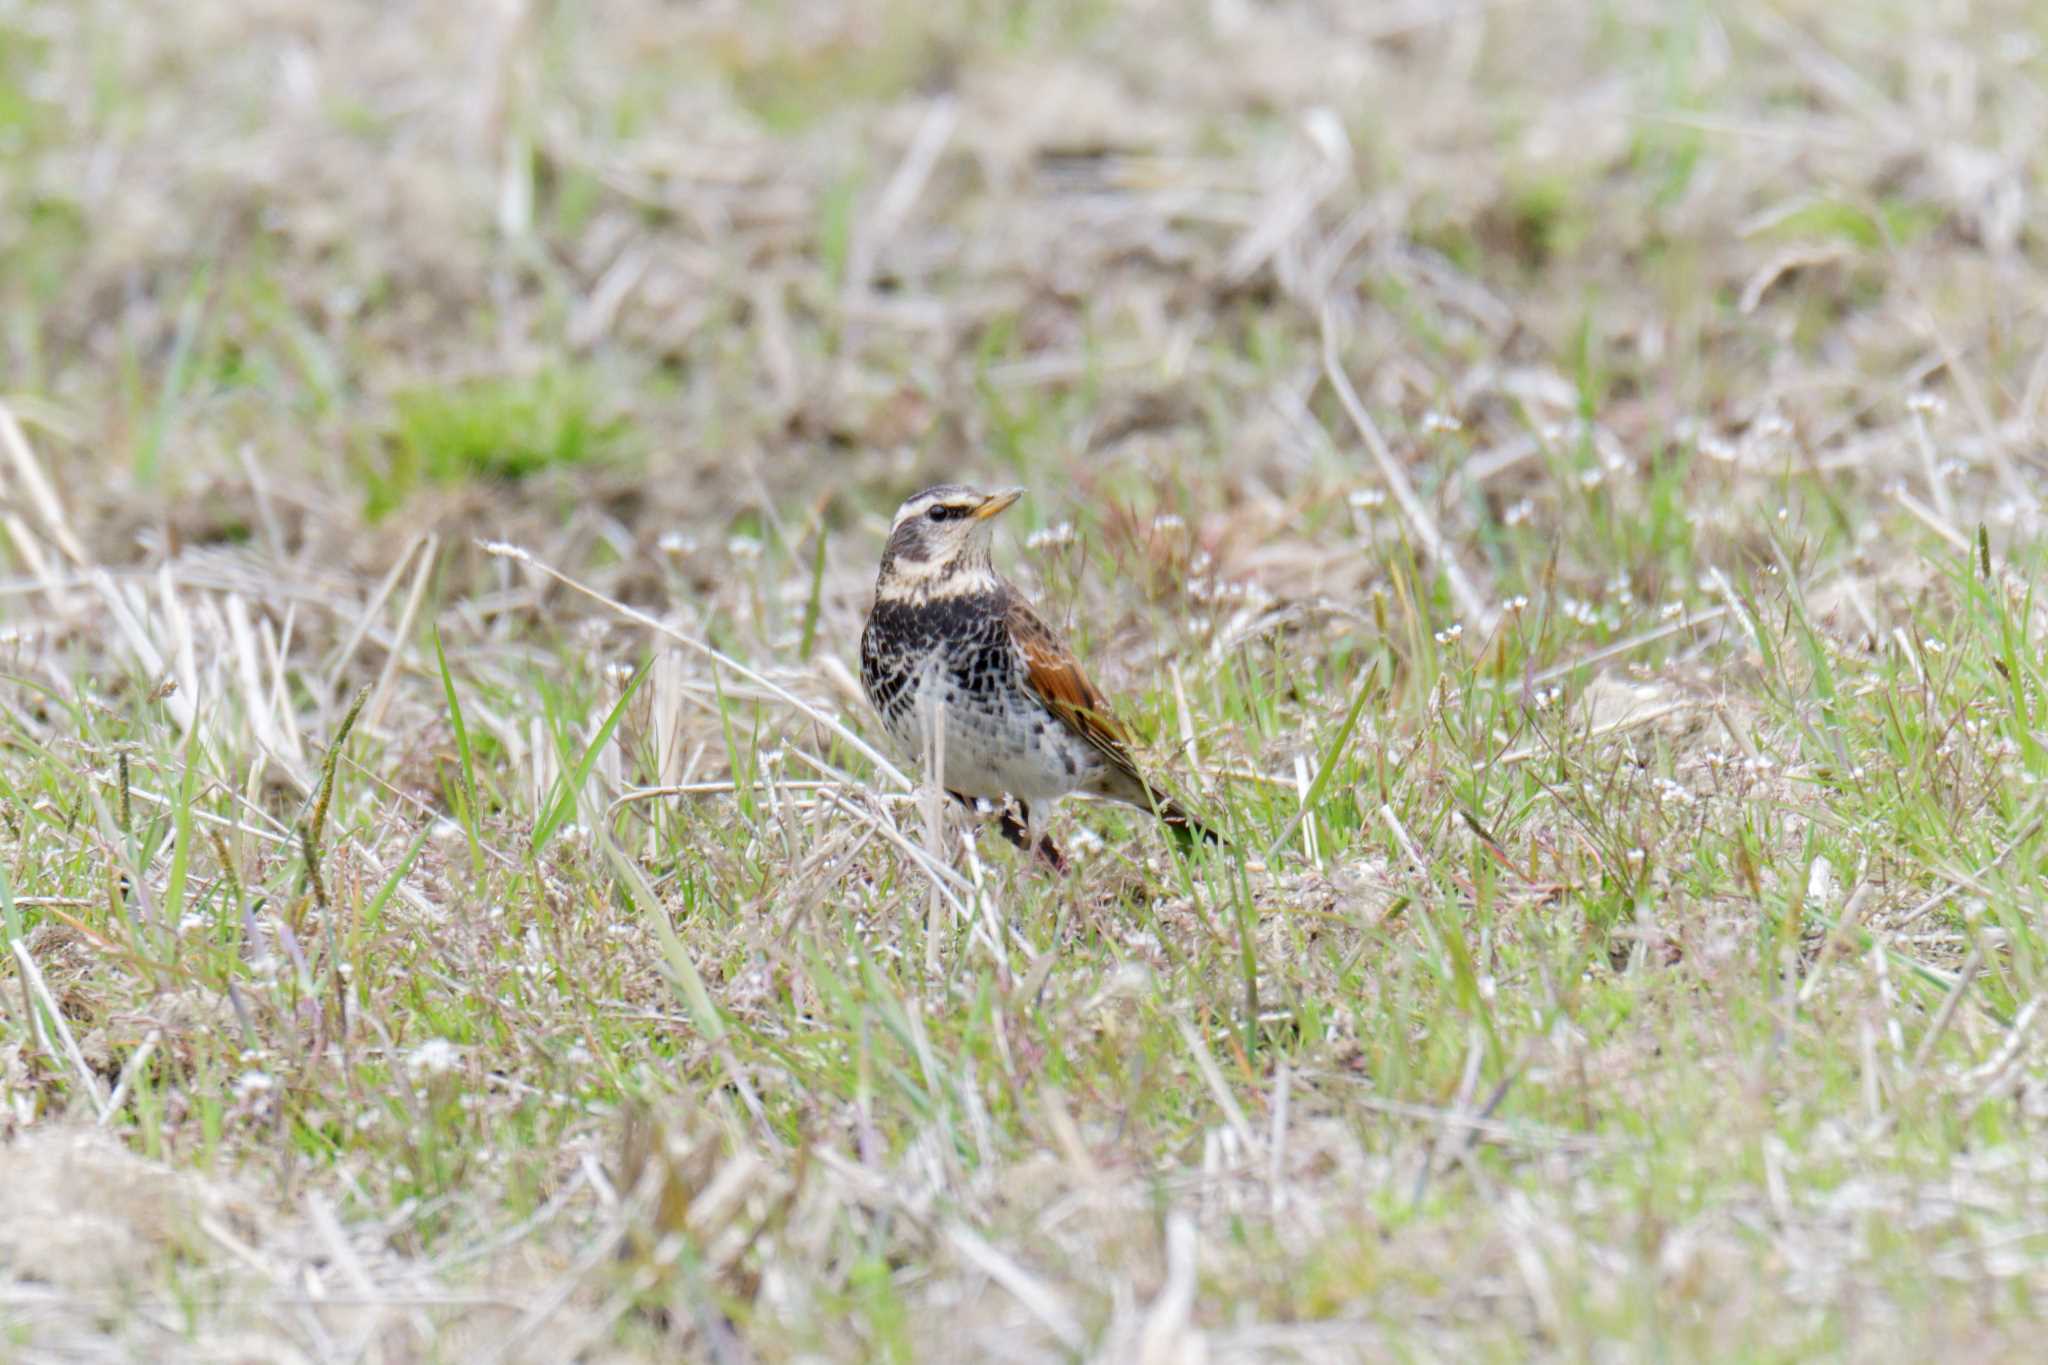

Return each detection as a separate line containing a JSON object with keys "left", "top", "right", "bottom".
{"left": 4, "top": 0, "right": 2048, "bottom": 1359}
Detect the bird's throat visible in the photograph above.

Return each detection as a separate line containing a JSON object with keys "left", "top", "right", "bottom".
{"left": 874, "top": 557, "right": 1000, "bottom": 605}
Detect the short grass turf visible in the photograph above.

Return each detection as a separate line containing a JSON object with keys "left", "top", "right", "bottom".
{"left": 3, "top": 0, "right": 2048, "bottom": 1360}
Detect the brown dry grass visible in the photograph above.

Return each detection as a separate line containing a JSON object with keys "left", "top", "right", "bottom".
{"left": 4, "top": 0, "right": 2048, "bottom": 1360}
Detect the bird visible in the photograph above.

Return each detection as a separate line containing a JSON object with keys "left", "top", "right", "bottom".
{"left": 859, "top": 482, "right": 1220, "bottom": 870}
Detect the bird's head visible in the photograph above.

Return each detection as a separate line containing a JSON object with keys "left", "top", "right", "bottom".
{"left": 875, "top": 483, "right": 1024, "bottom": 602}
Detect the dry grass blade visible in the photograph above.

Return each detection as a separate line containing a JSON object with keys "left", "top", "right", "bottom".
{"left": 99, "top": 1028, "right": 161, "bottom": 1128}
{"left": 481, "top": 541, "right": 910, "bottom": 790}
{"left": 8, "top": 2, "right": 2048, "bottom": 1359}
{"left": 1174, "top": 1014, "right": 1257, "bottom": 1150}
{"left": 0, "top": 399, "right": 88, "bottom": 566}
{"left": 11, "top": 939, "right": 109, "bottom": 1121}
{"left": 1320, "top": 305, "right": 1493, "bottom": 632}
{"left": 1909, "top": 941, "right": 1985, "bottom": 1075}
{"left": 1136, "top": 1211, "right": 1200, "bottom": 1365}
{"left": 945, "top": 1224, "right": 1086, "bottom": 1351}
{"left": 364, "top": 533, "right": 439, "bottom": 729}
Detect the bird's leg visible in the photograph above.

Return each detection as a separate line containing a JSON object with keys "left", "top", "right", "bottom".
{"left": 947, "top": 788, "right": 1002, "bottom": 844}
{"left": 956, "top": 793, "right": 1069, "bottom": 872}
{"left": 1019, "top": 800, "right": 1071, "bottom": 875}
{"left": 991, "top": 798, "right": 1032, "bottom": 852}
{"left": 953, "top": 790, "right": 1034, "bottom": 855}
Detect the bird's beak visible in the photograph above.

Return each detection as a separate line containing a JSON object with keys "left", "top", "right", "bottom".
{"left": 973, "top": 487, "right": 1025, "bottom": 520}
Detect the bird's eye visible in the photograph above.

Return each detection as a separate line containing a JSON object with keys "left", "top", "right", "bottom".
{"left": 926, "top": 504, "right": 957, "bottom": 522}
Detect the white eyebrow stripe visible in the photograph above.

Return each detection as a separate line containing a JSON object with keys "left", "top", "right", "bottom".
{"left": 890, "top": 497, "right": 937, "bottom": 531}
{"left": 891, "top": 493, "right": 978, "bottom": 530}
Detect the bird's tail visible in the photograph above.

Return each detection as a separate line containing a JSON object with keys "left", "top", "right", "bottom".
{"left": 1153, "top": 792, "right": 1225, "bottom": 849}
{"left": 1105, "top": 767, "right": 1225, "bottom": 848}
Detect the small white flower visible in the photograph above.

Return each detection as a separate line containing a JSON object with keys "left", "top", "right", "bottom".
{"left": 1433, "top": 623, "right": 1464, "bottom": 644}
{"left": 1907, "top": 391, "right": 1945, "bottom": 416}
{"left": 1421, "top": 410, "right": 1463, "bottom": 434}
{"left": 726, "top": 535, "right": 763, "bottom": 561}
{"left": 408, "top": 1038, "right": 462, "bottom": 1076}
{"left": 235, "top": 1071, "right": 275, "bottom": 1099}
{"left": 1150, "top": 513, "right": 1186, "bottom": 533}
{"left": 657, "top": 531, "right": 697, "bottom": 556}
{"left": 1503, "top": 498, "right": 1536, "bottom": 527}
{"left": 1923, "top": 637, "right": 1946, "bottom": 654}
{"left": 1026, "top": 522, "right": 1076, "bottom": 550}
{"left": 1347, "top": 488, "right": 1387, "bottom": 510}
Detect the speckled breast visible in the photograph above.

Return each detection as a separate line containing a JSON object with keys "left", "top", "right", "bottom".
{"left": 860, "top": 593, "right": 1100, "bottom": 801}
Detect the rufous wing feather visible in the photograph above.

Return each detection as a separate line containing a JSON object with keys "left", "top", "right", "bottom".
{"left": 1005, "top": 591, "right": 1222, "bottom": 846}
{"left": 1007, "top": 595, "right": 1142, "bottom": 771}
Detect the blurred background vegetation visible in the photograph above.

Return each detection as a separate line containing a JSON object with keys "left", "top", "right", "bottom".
{"left": 4, "top": 1, "right": 2048, "bottom": 1359}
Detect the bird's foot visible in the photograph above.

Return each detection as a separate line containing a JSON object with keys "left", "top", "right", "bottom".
{"left": 991, "top": 799, "right": 1069, "bottom": 875}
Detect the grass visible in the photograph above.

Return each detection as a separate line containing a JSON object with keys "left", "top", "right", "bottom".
{"left": 366, "top": 368, "right": 625, "bottom": 518}
{"left": 3, "top": 0, "right": 2048, "bottom": 1360}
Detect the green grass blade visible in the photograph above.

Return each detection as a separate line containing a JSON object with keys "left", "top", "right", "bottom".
{"left": 531, "top": 658, "right": 651, "bottom": 856}
{"left": 798, "top": 526, "right": 828, "bottom": 662}
{"left": 432, "top": 623, "right": 484, "bottom": 875}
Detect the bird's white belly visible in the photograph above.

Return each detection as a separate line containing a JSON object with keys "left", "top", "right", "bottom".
{"left": 888, "top": 674, "right": 1099, "bottom": 802}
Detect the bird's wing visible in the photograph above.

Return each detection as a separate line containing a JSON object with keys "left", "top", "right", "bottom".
{"left": 1003, "top": 588, "right": 1149, "bottom": 787}
{"left": 1005, "top": 586, "right": 1223, "bottom": 846}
